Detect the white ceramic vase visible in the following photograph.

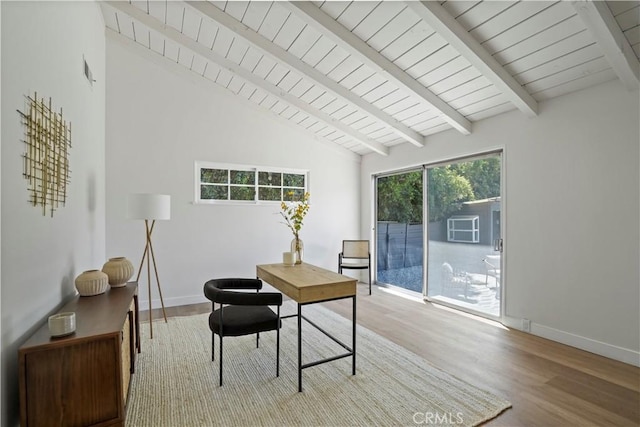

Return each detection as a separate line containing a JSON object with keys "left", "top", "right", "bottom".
{"left": 102, "top": 257, "right": 134, "bottom": 288}
{"left": 75, "top": 269, "right": 109, "bottom": 296}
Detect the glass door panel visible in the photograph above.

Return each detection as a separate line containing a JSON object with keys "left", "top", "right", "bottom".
{"left": 425, "top": 155, "right": 502, "bottom": 318}
{"left": 375, "top": 170, "right": 424, "bottom": 293}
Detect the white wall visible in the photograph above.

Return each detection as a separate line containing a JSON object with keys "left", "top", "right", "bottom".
{"left": 105, "top": 34, "right": 361, "bottom": 310}
{"left": 361, "top": 80, "right": 640, "bottom": 365}
{"left": 0, "top": 1, "right": 106, "bottom": 425}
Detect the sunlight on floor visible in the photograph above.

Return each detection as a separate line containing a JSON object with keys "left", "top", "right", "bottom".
{"left": 377, "top": 285, "right": 508, "bottom": 330}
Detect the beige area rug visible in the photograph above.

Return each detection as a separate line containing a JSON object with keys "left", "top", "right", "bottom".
{"left": 126, "top": 303, "right": 511, "bottom": 426}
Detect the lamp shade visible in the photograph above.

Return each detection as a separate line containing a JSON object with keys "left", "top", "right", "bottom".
{"left": 127, "top": 194, "right": 171, "bottom": 220}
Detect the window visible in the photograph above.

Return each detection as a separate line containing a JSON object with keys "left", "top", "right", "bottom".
{"left": 196, "top": 162, "right": 307, "bottom": 204}
{"left": 447, "top": 215, "right": 480, "bottom": 243}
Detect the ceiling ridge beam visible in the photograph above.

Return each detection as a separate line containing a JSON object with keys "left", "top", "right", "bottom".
{"left": 282, "top": 1, "right": 471, "bottom": 136}
{"left": 404, "top": 0, "right": 538, "bottom": 118}
{"left": 105, "top": 1, "right": 389, "bottom": 156}
{"left": 572, "top": 0, "right": 639, "bottom": 91}
{"left": 184, "top": 1, "right": 423, "bottom": 148}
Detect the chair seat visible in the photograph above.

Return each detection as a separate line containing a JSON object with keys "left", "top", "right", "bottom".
{"left": 210, "top": 305, "right": 280, "bottom": 337}
{"left": 340, "top": 262, "right": 369, "bottom": 269}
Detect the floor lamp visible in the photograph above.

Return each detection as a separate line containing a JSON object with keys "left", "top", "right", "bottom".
{"left": 127, "top": 193, "right": 171, "bottom": 339}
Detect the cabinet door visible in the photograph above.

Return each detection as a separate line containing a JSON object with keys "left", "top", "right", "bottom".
{"left": 24, "top": 338, "right": 121, "bottom": 426}
{"left": 121, "top": 312, "right": 132, "bottom": 403}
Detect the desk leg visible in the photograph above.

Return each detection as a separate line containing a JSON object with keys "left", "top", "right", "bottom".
{"left": 298, "top": 303, "right": 303, "bottom": 392}
{"left": 352, "top": 295, "right": 356, "bottom": 375}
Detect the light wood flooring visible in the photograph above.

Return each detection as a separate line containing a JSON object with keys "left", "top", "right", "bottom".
{"left": 141, "top": 284, "right": 640, "bottom": 426}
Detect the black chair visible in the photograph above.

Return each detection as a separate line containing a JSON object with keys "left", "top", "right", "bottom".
{"left": 339, "top": 240, "right": 372, "bottom": 295}
{"left": 203, "top": 278, "right": 282, "bottom": 386}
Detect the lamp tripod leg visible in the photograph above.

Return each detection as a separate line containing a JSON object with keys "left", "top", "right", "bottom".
{"left": 145, "top": 220, "right": 154, "bottom": 339}
{"left": 147, "top": 235, "right": 168, "bottom": 323}
{"left": 136, "top": 221, "right": 155, "bottom": 282}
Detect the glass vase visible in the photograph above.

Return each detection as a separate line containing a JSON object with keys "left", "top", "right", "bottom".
{"left": 290, "top": 237, "right": 304, "bottom": 264}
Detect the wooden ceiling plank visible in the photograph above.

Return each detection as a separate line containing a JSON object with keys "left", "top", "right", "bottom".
{"left": 366, "top": 7, "right": 421, "bottom": 52}
{"left": 612, "top": 5, "right": 640, "bottom": 31}
{"left": 241, "top": 1, "right": 272, "bottom": 32}
{"left": 405, "top": 0, "right": 538, "bottom": 117}
{"left": 186, "top": 0, "right": 424, "bottom": 147}
{"left": 447, "top": 85, "right": 501, "bottom": 109}
{"left": 182, "top": 7, "right": 202, "bottom": 40}
{"left": 484, "top": 2, "right": 578, "bottom": 56}
{"left": 493, "top": 15, "right": 585, "bottom": 66}
{"left": 380, "top": 21, "right": 442, "bottom": 62}
{"left": 626, "top": 26, "right": 640, "bottom": 45}
{"left": 439, "top": 75, "right": 493, "bottom": 102}
{"left": 523, "top": 56, "right": 612, "bottom": 93}
{"left": 300, "top": 35, "right": 336, "bottom": 67}
{"left": 256, "top": 2, "right": 290, "bottom": 41}
{"left": 417, "top": 56, "right": 471, "bottom": 88}
{"left": 502, "top": 30, "right": 593, "bottom": 73}
{"left": 285, "top": 1, "right": 471, "bottom": 135}
{"left": 607, "top": 1, "right": 640, "bottom": 17}
{"left": 441, "top": 1, "right": 481, "bottom": 19}
{"left": 572, "top": 0, "right": 639, "bottom": 90}
{"left": 513, "top": 44, "right": 604, "bottom": 86}
{"left": 465, "top": 101, "right": 514, "bottom": 121}
{"left": 408, "top": 45, "right": 461, "bottom": 80}
{"left": 455, "top": 0, "right": 515, "bottom": 33}
{"left": 469, "top": 1, "right": 551, "bottom": 44}
{"left": 429, "top": 66, "right": 482, "bottom": 95}
{"left": 106, "top": 0, "right": 388, "bottom": 155}
{"left": 352, "top": 2, "right": 406, "bottom": 42}
{"left": 335, "top": 2, "right": 380, "bottom": 32}
{"left": 531, "top": 68, "right": 617, "bottom": 100}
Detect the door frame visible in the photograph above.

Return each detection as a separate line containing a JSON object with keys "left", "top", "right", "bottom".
{"left": 421, "top": 149, "right": 505, "bottom": 321}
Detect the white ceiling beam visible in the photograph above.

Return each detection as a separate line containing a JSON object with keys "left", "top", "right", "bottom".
{"left": 404, "top": 0, "right": 538, "bottom": 118}
{"left": 572, "top": 0, "right": 639, "bottom": 91}
{"left": 105, "top": 1, "right": 389, "bottom": 156}
{"left": 282, "top": 1, "right": 472, "bottom": 136}
{"left": 184, "top": 1, "right": 422, "bottom": 148}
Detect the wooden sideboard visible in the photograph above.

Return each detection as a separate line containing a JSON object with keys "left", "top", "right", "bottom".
{"left": 18, "top": 282, "right": 139, "bottom": 427}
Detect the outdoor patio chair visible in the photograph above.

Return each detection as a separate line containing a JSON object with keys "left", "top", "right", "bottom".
{"left": 483, "top": 255, "right": 501, "bottom": 287}
{"left": 441, "top": 262, "right": 470, "bottom": 299}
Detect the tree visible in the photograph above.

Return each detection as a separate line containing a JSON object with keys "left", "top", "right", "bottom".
{"left": 451, "top": 158, "right": 500, "bottom": 200}
{"left": 427, "top": 167, "right": 474, "bottom": 222}
{"left": 377, "top": 171, "right": 423, "bottom": 223}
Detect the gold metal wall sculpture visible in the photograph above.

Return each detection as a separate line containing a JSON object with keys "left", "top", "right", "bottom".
{"left": 17, "top": 92, "right": 72, "bottom": 217}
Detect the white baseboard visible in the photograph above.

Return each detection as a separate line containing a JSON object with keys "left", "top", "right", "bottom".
{"left": 140, "top": 294, "right": 208, "bottom": 311}
{"left": 503, "top": 315, "right": 640, "bottom": 367}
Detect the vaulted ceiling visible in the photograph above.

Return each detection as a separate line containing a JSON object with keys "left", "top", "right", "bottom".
{"left": 100, "top": 1, "right": 640, "bottom": 156}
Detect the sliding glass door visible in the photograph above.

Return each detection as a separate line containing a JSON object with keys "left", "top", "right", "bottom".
{"left": 374, "top": 153, "right": 502, "bottom": 319}
{"left": 425, "top": 154, "right": 502, "bottom": 318}
{"left": 375, "top": 170, "right": 424, "bottom": 293}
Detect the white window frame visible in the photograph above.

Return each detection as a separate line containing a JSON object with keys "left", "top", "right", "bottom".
{"left": 195, "top": 161, "right": 308, "bottom": 205}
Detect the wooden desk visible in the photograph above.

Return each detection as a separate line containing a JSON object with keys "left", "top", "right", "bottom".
{"left": 257, "top": 263, "right": 357, "bottom": 392}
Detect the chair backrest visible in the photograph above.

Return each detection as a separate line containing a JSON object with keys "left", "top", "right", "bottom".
{"left": 342, "top": 240, "right": 369, "bottom": 259}
{"left": 441, "top": 262, "right": 454, "bottom": 282}
{"left": 204, "top": 278, "right": 282, "bottom": 306}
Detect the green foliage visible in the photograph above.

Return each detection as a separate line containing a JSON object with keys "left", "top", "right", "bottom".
{"left": 427, "top": 167, "right": 473, "bottom": 222}
{"left": 377, "top": 171, "right": 423, "bottom": 223}
{"left": 377, "top": 158, "right": 500, "bottom": 224}
{"left": 450, "top": 158, "right": 500, "bottom": 200}
{"left": 280, "top": 192, "right": 311, "bottom": 238}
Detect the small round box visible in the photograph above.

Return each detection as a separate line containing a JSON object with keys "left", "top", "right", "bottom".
{"left": 48, "top": 312, "right": 76, "bottom": 337}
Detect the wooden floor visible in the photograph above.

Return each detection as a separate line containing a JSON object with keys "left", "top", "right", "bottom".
{"left": 142, "top": 284, "right": 640, "bottom": 426}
